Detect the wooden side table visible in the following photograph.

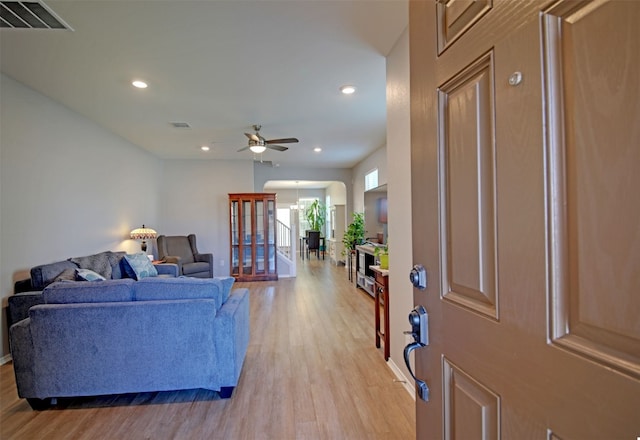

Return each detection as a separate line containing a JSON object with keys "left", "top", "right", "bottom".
{"left": 371, "top": 265, "right": 390, "bottom": 360}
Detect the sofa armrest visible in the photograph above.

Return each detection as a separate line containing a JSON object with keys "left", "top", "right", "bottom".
{"left": 213, "top": 288, "right": 250, "bottom": 386}
{"left": 9, "top": 318, "right": 35, "bottom": 398}
{"left": 195, "top": 253, "right": 213, "bottom": 264}
{"left": 195, "top": 253, "right": 214, "bottom": 275}
{"left": 7, "top": 292, "right": 44, "bottom": 328}
{"left": 154, "top": 263, "right": 179, "bottom": 277}
{"left": 14, "top": 278, "right": 34, "bottom": 294}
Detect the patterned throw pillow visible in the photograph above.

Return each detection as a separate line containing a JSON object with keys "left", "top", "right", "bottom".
{"left": 76, "top": 268, "right": 106, "bottom": 281}
{"left": 123, "top": 253, "right": 158, "bottom": 280}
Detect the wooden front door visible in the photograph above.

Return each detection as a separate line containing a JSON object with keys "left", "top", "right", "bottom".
{"left": 409, "top": 0, "right": 640, "bottom": 437}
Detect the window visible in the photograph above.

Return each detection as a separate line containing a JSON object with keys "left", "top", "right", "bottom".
{"left": 365, "top": 169, "right": 378, "bottom": 191}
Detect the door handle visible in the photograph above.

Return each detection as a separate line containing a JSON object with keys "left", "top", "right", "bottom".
{"left": 403, "top": 305, "right": 430, "bottom": 401}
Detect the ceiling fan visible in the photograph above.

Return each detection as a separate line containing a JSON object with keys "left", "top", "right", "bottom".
{"left": 237, "top": 124, "right": 299, "bottom": 154}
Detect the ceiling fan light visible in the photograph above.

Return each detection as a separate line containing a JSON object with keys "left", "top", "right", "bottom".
{"left": 250, "top": 145, "right": 267, "bottom": 154}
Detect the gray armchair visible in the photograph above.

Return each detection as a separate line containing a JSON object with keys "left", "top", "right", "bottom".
{"left": 157, "top": 234, "right": 213, "bottom": 278}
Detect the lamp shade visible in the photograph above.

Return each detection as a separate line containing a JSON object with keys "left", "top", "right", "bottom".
{"left": 130, "top": 225, "right": 157, "bottom": 240}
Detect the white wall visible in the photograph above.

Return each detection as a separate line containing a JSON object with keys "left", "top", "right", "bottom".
{"left": 385, "top": 27, "right": 413, "bottom": 389}
{"left": 352, "top": 146, "right": 387, "bottom": 214}
{"left": 158, "top": 160, "right": 254, "bottom": 277}
{"left": 0, "top": 74, "right": 162, "bottom": 356}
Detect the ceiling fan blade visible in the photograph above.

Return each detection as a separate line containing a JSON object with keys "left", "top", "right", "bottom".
{"left": 244, "top": 133, "right": 260, "bottom": 142}
{"left": 265, "top": 137, "right": 299, "bottom": 144}
{"left": 237, "top": 146, "right": 250, "bottom": 152}
{"left": 266, "top": 144, "right": 288, "bottom": 152}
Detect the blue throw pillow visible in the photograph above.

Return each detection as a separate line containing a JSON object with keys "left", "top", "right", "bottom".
{"left": 123, "top": 253, "right": 158, "bottom": 280}
{"left": 76, "top": 268, "right": 106, "bottom": 281}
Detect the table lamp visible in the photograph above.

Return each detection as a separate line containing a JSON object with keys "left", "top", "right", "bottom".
{"left": 130, "top": 224, "right": 157, "bottom": 252}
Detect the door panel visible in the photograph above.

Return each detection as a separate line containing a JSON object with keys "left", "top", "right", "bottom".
{"left": 437, "top": 0, "right": 492, "bottom": 54}
{"left": 443, "top": 357, "right": 500, "bottom": 439}
{"left": 543, "top": 0, "right": 640, "bottom": 379}
{"left": 410, "top": 0, "right": 640, "bottom": 438}
{"left": 439, "top": 50, "right": 498, "bottom": 319}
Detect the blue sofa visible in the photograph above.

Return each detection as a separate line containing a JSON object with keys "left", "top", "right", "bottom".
{"left": 9, "top": 276, "right": 250, "bottom": 410}
{"left": 7, "top": 251, "right": 179, "bottom": 328}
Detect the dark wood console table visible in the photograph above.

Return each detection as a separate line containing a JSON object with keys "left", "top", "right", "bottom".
{"left": 371, "top": 265, "right": 390, "bottom": 360}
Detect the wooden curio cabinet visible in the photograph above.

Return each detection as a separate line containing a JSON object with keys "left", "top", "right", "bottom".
{"left": 229, "top": 193, "right": 278, "bottom": 281}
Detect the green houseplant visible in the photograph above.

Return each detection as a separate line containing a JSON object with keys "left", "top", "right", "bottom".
{"left": 342, "top": 212, "right": 365, "bottom": 256}
{"left": 305, "top": 200, "right": 326, "bottom": 232}
{"left": 374, "top": 242, "right": 388, "bottom": 269}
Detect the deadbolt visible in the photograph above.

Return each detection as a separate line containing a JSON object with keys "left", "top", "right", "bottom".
{"left": 409, "top": 264, "right": 427, "bottom": 290}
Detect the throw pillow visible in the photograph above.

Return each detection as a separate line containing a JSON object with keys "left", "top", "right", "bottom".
{"left": 123, "top": 253, "right": 158, "bottom": 280}
{"left": 55, "top": 267, "right": 78, "bottom": 282}
{"left": 70, "top": 251, "right": 114, "bottom": 279}
{"left": 76, "top": 268, "right": 106, "bottom": 281}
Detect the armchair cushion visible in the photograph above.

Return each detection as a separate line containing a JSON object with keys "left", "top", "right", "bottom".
{"left": 182, "top": 261, "right": 210, "bottom": 276}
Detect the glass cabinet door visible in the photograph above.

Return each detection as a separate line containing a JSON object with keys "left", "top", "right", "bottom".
{"left": 255, "top": 200, "right": 265, "bottom": 274}
{"left": 267, "top": 199, "right": 276, "bottom": 273}
{"left": 230, "top": 200, "right": 239, "bottom": 276}
{"left": 242, "top": 200, "right": 252, "bottom": 275}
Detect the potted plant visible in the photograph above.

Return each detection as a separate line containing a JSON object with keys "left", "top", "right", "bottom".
{"left": 374, "top": 242, "right": 388, "bottom": 269}
{"left": 342, "top": 212, "right": 365, "bottom": 255}
{"left": 305, "top": 200, "right": 326, "bottom": 232}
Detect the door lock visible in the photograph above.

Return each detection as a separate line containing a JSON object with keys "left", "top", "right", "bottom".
{"left": 409, "top": 264, "right": 427, "bottom": 290}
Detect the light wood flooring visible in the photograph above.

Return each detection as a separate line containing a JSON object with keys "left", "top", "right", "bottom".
{"left": 0, "top": 256, "right": 415, "bottom": 439}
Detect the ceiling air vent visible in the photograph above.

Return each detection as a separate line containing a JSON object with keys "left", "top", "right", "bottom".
{"left": 170, "top": 122, "right": 191, "bottom": 129}
{"left": 0, "top": 1, "right": 71, "bottom": 30}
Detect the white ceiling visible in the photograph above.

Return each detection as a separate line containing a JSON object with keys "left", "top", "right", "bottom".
{"left": 0, "top": 0, "right": 408, "bottom": 168}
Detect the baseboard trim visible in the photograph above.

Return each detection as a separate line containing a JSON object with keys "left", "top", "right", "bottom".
{"left": 387, "top": 357, "right": 415, "bottom": 400}
{"left": 1, "top": 353, "right": 12, "bottom": 365}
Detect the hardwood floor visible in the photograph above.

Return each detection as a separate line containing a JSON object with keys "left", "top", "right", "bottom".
{"left": 0, "top": 257, "right": 416, "bottom": 439}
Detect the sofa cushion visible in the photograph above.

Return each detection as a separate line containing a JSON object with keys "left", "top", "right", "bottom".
{"left": 134, "top": 277, "right": 223, "bottom": 310}
{"left": 123, "top": 253, "right": 158, "bottom": 280}
{"left": 70, "top": 251, "right": 115, "bottom": 279}
{"left": 76, "top": 268, "right": 106, "bottom": 281}
{"left": 43, "top": 279, "right": 135, "bottom": 304}
{"left": 30, "top": 260, "right": 79, "bottom": 290}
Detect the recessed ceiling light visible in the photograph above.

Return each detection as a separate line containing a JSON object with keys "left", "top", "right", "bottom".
{"left": 201, "top": 146, "right": 210, "bottom": 152}
{"left": 314, "top": 147, "right": 322, "bottom": 153}
{"left": 340, "top": 85, "right": 356, "bottom": 95}
{"left": 132, "top": 80, "right": 148, "bottom": 89}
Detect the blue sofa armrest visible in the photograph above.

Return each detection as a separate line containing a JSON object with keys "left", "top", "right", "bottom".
{"left": 7, "top": 292, "right": 44, "bottom": 328}
{"left": 14, "top": 278, "right": 33, "bottom": 294}
{"left": 9, "top": 318, "right": 35, "bottom": 398}
{"left": 154, "top": 263, "right": 179, "bottom": 277}
{"left": 214, "top": 288, "right": 250, "bottom": 387}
